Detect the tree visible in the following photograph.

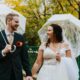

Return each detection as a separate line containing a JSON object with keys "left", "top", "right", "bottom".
{"left": 5, "top": 0, "right": 80, "bottom": 45}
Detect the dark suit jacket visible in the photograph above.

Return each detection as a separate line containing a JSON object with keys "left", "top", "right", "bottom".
{"left": 0, "top": 30, "right": 32, "bottom": 80}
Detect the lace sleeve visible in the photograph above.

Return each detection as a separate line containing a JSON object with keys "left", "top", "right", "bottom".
{"left": 64, "top": 43, "right": 78, "bottom": 57}
{"left": 39, "top": 42, "right": 46, "bottom": 50}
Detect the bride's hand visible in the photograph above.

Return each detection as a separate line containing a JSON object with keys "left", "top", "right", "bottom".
{"left": 56, "top": 53, "right": 61, "bottom": 62}
{"left": 32, "top": 74, "right": 37, "bottom": 80}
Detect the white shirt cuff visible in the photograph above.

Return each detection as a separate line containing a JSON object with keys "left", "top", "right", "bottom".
{"left": 1, "top": 50, "right": 6, "bottom": 57}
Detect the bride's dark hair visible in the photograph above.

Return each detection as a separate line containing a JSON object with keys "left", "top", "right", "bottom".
{"left": 46, "top": 24, "right": 63, "bottom": 47}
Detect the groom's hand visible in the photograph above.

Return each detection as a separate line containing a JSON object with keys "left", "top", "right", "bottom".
{"left": 2, "top": 44, "right": 11, "bottom": 56}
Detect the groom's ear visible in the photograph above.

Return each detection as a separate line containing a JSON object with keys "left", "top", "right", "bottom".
{"left": 6, "top": 19, "right": 12, "bottom": 24}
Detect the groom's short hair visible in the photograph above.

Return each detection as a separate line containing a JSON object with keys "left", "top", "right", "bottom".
{"left": 6, "top": 13, "right": 19, "bottom": 24}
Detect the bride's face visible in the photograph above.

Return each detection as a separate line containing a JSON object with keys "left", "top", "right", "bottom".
{"left": 47, "top": 26, "right": 54, "bottom": 39}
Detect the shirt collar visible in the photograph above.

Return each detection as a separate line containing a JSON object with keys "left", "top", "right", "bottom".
{"left": 5, "top": 28, "right": 14, "bottom": 36}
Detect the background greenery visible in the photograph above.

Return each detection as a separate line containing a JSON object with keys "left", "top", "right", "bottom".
{"left": 5, "top": 0, "right": 80, "bottom": 45}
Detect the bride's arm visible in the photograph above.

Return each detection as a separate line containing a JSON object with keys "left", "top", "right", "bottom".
{"left": 62, "top": 42, "right": 72, "bottom": 57}
{"left": 32, "top": 49, "right": 43, "bottom": 77}
{"left": 64, "top": 43, "right": 72, "bottom": 57}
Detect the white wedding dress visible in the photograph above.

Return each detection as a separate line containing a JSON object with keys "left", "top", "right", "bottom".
{"left": 37, "top": 43, "right": 79, "bottom": 80}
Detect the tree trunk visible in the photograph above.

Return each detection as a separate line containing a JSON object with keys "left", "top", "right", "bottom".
{"left": 78, "top": 1, "right": 80, "bottom": 19}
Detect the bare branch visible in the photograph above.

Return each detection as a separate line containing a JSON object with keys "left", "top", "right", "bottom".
{"left": 32, "top": 9, "right": 40, "bottom": 19}
{"left": 56, "top": 0, "right": 64, "bottom": 12}
{"left": 67, "top": 0, "right": 78, "bottom": 12}
{"left": 73, "top": 0, "right": 78, "bottom": 5}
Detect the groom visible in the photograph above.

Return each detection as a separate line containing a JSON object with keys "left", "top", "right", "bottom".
{"left": 0, "top": 13, "right": 33, "bottom": 80}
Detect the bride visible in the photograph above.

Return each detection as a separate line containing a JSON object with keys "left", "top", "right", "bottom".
{"left": 32, "top": 24, "right": 79, "bottom": 80}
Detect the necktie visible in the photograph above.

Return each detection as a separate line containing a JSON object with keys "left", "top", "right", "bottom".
{"left": 7, "top": 34, "right": 13, "bottom": 45}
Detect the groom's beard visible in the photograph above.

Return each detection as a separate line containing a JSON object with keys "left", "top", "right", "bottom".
{"left": 11, "top": 25, "right": 19, "bottom": 31}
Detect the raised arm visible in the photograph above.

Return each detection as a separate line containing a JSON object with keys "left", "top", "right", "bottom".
{"left": 63, "top": 43, "right": 72, "bottom": 57}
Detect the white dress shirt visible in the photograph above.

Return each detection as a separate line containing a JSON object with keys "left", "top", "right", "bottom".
{"left": 5, "top": 29, "right": 14, "bottom": 44}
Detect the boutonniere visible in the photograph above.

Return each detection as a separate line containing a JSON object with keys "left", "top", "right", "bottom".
{"left": 16, "top": 41, "right": 23, "bottom": 47}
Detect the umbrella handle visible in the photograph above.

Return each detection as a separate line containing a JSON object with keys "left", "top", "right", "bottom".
{"left": 10, "top": 45, "right": 16, "bottom": 53}
{"left": 0, "top": 31, "right": 16, "bottom": 53}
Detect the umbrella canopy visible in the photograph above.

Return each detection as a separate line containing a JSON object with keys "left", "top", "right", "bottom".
{"left": 0, "top": 4, "right": 26, "bottom": 34}
{"left": 38, "top": 14, "right": 80, "bottom": 57}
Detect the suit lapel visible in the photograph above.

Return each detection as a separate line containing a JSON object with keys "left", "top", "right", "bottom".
{"left": 2, "top": 30, "right": 17, "bottom": 45}
{"left": 12, "top": 32, "right": 17, "bottom": 45}
{"left": 2, "top": 31, "right": 19, "bottom": 46}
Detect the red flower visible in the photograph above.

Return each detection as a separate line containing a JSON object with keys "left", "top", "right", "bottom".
{"left": 16, "top": 41, "right": 23, "bottom": 47}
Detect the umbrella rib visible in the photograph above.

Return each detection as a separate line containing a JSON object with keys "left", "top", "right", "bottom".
{"left": 0, "top": 18, "right": 7, "bottom": 45}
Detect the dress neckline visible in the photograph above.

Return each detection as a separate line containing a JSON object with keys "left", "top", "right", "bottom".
{"left": 47, "top": 47, "right": 59, "bottom": 54}
{"left": 47, "top": 46, "right": 66, "bottom": 54}
{"left": 48, "top": 43, "right": 61, "bottom": 53}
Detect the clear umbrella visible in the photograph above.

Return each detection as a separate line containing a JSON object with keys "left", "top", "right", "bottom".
{"left": 0, "top": 4, "right": 26, "bottom": 34}
{"left": 38, "top": 14, "right": 80, "bottom": 57}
